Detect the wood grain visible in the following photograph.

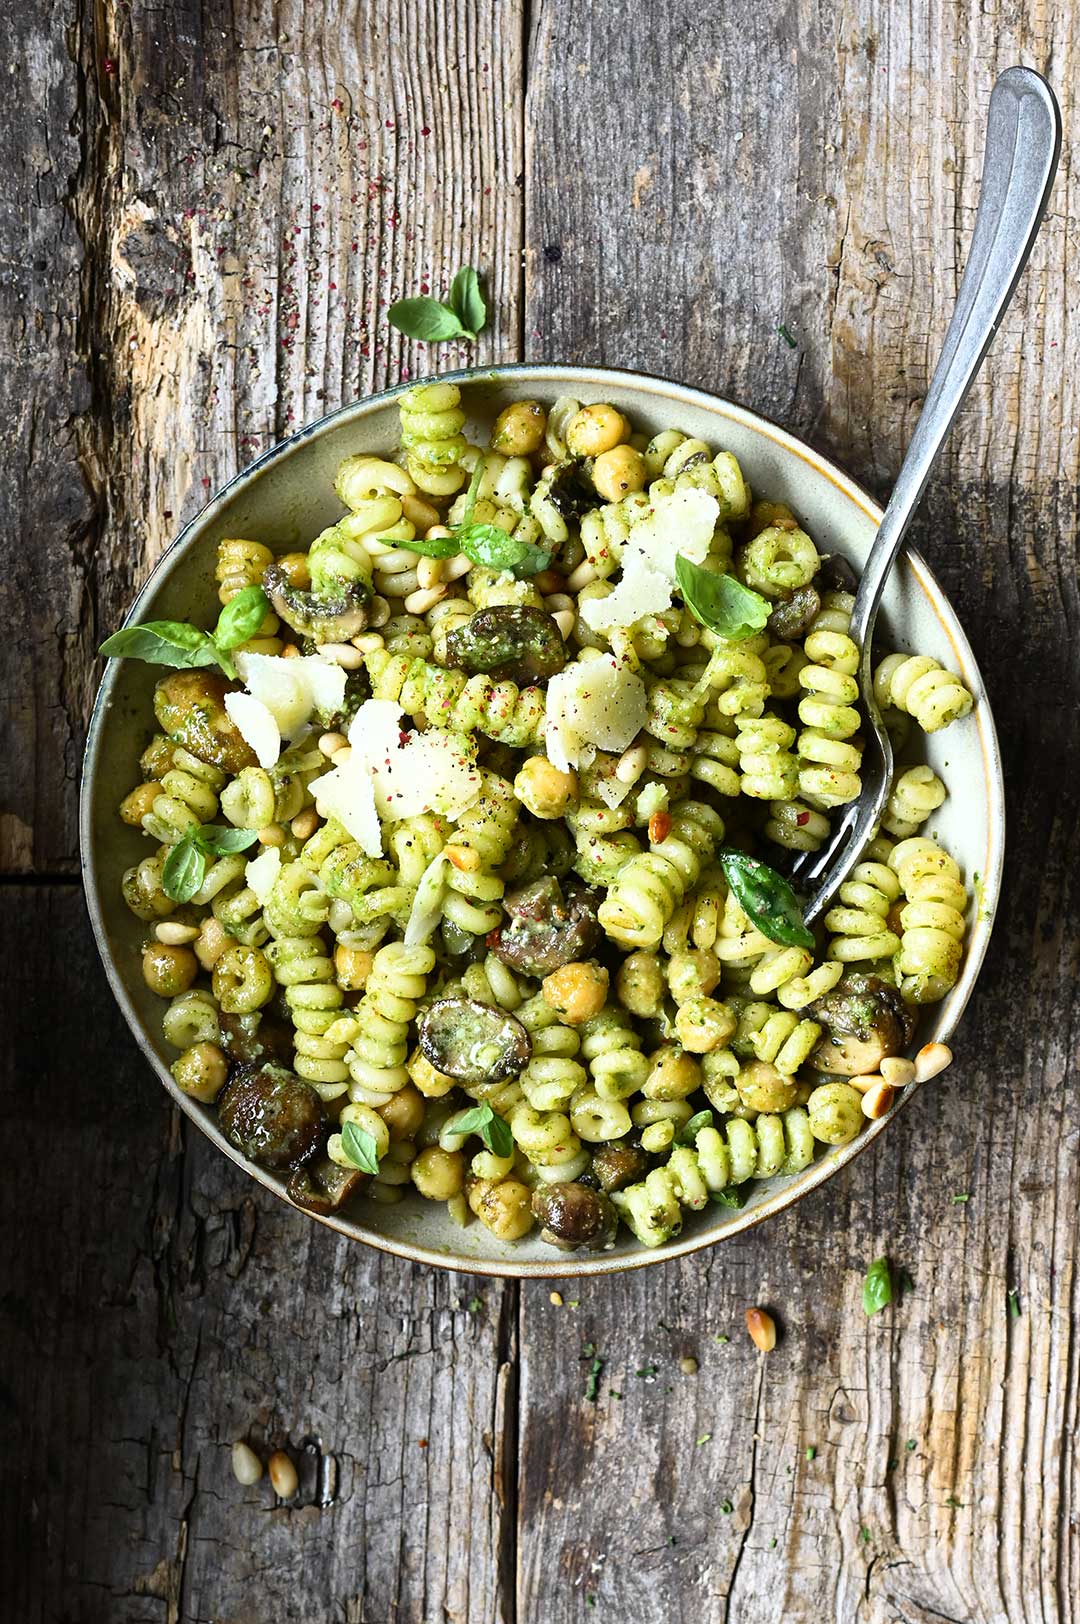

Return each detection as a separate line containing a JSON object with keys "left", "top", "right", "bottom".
{"left": 3, "top": 0, "right": 1078, "bottom": 1618}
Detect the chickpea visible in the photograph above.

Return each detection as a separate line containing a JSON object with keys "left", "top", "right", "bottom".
{"left": 565, "top": 403, "right": 630, "bottom": 458}
{"left": 335, "top": 943, "right": 374, "bottom": 992}
{"left": 172, "top": 1042, "right": 229, "bottom": 1103}
{"left": 644, "top": 1045, "right": 702, "bottom": 1101}
{"left": 640, "top": 1120, "right": 676, "bottom": 1154}
{"left": 275, "top": 551, "right": 311, "bottom": 589}
{"left": 140, "top": 734, "right": 175, "bottom": 779}
{"left": 615, "top": 950, "right": 666, "bottom": 1018}
{"left": 142, "top": 941, "right": 198, "bottom": 998}
{"left": 807, "top": 1081, "right": 864, "bottom": 1145}
{"left": 591, "top": 444, "right": 647, "bottom": 503}
{"left": 407, "top": 1049, "right": 456, "bottom": 1099}
{"left": 514, "top": 755, "right": 578, "bottom": 820}
{"left": 467, "top": 1176, "right": 536, "bottom": 1241}
{"left": 675, "top": 996, "right": 737, "bottom": 1055}
{"left": 290, "top": 807, "right": 319, "bottom": 841}
{"left": 542, "top": 960, "right": 610, "bottom": 1025}
{"left": 119, "top": 782, "right": 161, "bottom": 826}
{"left": 212, "top": 945, "right": 274, "bottom": 1014}
{"left": 736, "top": 1059, "right": 798, "bottom": 1114}
{"left": 411, "top": 1145, "right": 466, "bottom": 1201}
{"left": 378, "top": 1083, "right": 425, "bottom": 1142}
{"left": 667, "top": 948, "right": 721, "bottom": 1004}
{"left": 491, "top": 399, "right": 547, "bottom": 456}
{"left": 194, "top": 916, "right": 234, "bottom": 971}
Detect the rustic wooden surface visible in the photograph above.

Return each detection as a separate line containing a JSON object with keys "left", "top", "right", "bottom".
{"left": 2, "top": 0, "right": 1078, "bottom": 1619}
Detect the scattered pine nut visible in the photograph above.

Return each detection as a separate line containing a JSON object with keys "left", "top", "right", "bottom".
{"left": 549, "top": 1290, "right": 564, "bottom": 1306}
{"left": 679, "top": 1355, "right": 699, "bottom": 1375}
{"left": 849, "top": 1073, "right": 883, "bottom": 1096}
{"left": 881, "top": 1056, "right": 916, "bottom": 1087}
{"left": 615, "top": 743, "right": 648, "bottom": 784}
{"left": 155, "top": 921, "right": 200, "bottom": 945}
{"left": 279, "top": 643, "right": 301, "bottom": 659}
{"left": 317, "top": 642, "right": 365, "bottom": 668}
{"left": 368, "top": 595, "right": 391, "bottom": 628}
{"left": 318, "top": 731, "right": 349, "bottom": 758}
{"left": 290, "top": 808, "right": 319, "bottom": 841}
{"left": 268, "top": 1449, "right": 299, "bottom": 1499}
{"left": 861, "top": 1080, "right": 896, "bottom": 1119}
{"left": 914, "top": 1042, "right": 953, "bottom": 1083}
{"left": 231, "top": 1440, "right": 263, "bottom": 1486}
{"left": 404, "top": 585, "right": 448, "bottom": 616}
{"left": 745, "top": 1306, "right": 777, "bottom": 1352}
{"left": 257, "top": 823, "right": 286, "bottom": 847}
{"left": 351, "top": 631, "right": 385, "bottom": 654}
{"left": 446, "top": 843, "right": 481, "bottom": 873}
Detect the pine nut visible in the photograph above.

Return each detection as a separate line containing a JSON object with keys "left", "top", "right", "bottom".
{"left": 554, "top": 609, "right": 577, "bottom": 639}
{"left": 881, "top": 1056, "right": 916, "bottom": 1087}
{"left": 369, "top": 595, "right": 391, "bottom": 628}
{"left": 446, "top": 843, "right": 481, "bottom": 873}
{"left": 424, "top": 523, "right": 454, "bottom": 540}
{"left": 648, "top": 811, "right": 673, "bottom": 845}
{"left": 317, "top": 642, "right": 365, "bottom": 668}
{"left": 544, "top": 591, "right": 574, "bottom": 614}
{"left": 280, "top": 643, "right": 301, "bottom": 659}
{"left": 401, "top": 493, "right": 441, "bottom": 532}
{"left": 914, "top": 1042, "right": 953, "bottom": 1083}
{"left": 351, "top": 631, "right": 384, "bottom": 654}
{"left": 445, "top": 554, "right": 472, "bottom": 581}
{"left": 849, "top": 1073, "right": 883, "bottom": 1095}
{"left": 861, "top": 1080, "right": 896, "bottom": 1119}
{"left": 194, "top": 917, "right": 233, "bottom": 971}
{"left": 268, "top": 1449, "right": 299, "bottom": 1499}
{"left": 156, "top": 921, "right": 200, "bottom": 945}
{"left": 549, "top": 1290, "right": 563, "bottom": 1306}
{"left": 318, "top": 732, "right": 349, "bottom": 758}
{"left": 291, "top": 808, "right": 319, "bottom": 841}
{"left": 679, "top": 1355, "right": 699, "bottom": 1375}
{"left": 231, "top": 1440, "right": 263, "bottom": 1486}
{"left": 257, "top": 823, "right": 286, "bottom": 847}
{"left": 567, "top": 560, "right": 599, "bottom": 593}
{"left": 416, "top": 555, "right": 445, "bottom": 591}
{"left": 615, "top": 743, "right": 648, "bottom": 784}
{"left": 404, "top": 585, "right": 448, "bottom": 616}
{"left": 745, "top": 1306, "right": 777, "bottom": 1352}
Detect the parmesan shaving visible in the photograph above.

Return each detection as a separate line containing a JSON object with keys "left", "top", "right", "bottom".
{"left": 404, "top": 851, "right": 450, "bottom": 948}
{"left": 544, "top": 656, "right": 647, "bottom": 771}
{"left": 244, "top": 845, "right": 282, "bottom": 905}
{"left": 580, "top": 486, "right": 719, "bottom": 634}
{"left": 224, "top": 691, "right": 281, "bottom": 770}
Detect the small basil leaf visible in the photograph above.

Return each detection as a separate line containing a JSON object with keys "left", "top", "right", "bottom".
{"left": 719, "top": 849, "right": 815, "bottom": 950}
{"left": 449, "top": 1101, "right": 514, "bottom": 1159}
{"left": 457, "top": 523, "right": 552, "bottom": 577}
{"left": 340, "top": 1120, "right": 381, "bottom": 1175}
{"left": 862, "top": 1256, "right": 893, "bottom": 1316}
{"left": 387, "top": 297, "right": 469, "bottom": 343}
{"left": 679, "top": 1109, "right": 715, "bottom": 1144}
{"left": 375, "top": 531, "right": 460, "bottom": 559}
{"left": 449, "top": 266, "right": 486, "bottom": 338}
{"left": 460, "top": 453, "right": 487, "bottom": 526}
{"left": 99, "top": 621, "right": 218, "bottom": 669}
{"left": 710, "top": 1185, "right": 747, "bottom": 1209}
{"left": 161, "top": 835, "right": 206, "bottom": 903}
{"left": 214, "top": 585, "right": 270, "bottom": 650}
{"left": 195, "top": 825, "right": 260, "bottom": 856}
{"left": 675, "top": 555, "right": 770, "bottom": 641}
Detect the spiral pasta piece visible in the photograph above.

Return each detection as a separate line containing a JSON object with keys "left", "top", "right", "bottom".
{"left": 141, "top": 749, "right": 226, "bottom": 844}
{"left": 873, "top": 653, "right": 974, "bottom": 734}
{"left": 824, "top": 857, "right": 902, "bottom": 964}
{"left": 399, "top": 382, "right": 469, "bottom": 495}
{"left": 737, "top": 524, "right": 820, "bottom": 599}
{"left": 364, "top": 648, "right": 546, "bottom": 748}
{"left": 579, "top": 1008, "right": 650, "bottom": 1100}
{"left": 442, "top": 771, "right": 519, "bottom": 937}
{"left": 889, "top": 836, "right": 968, "bottom": 1003}
{"left": 343, "top": 942, "right": 436, "bottom": 1105}
{"left": 300, "top": 818, "right": 411, "bottom": 929}
{"left": 883, "top": 765, "right": 947, "bottom": 839}
{"left": 764, "top": 798, "right": 830, "bottom": 853}
{"left": 598, "top": 801, "right": 724, "bottom": 948}
{"left": 796, "top": 607, "right": 863, "bottom": 809}
{"left": 516, "top": 995, "right": 587, "bottom": 1111}
{"left": 735, "top": 713, "right": 799, "bottom": 800}
{"left": 265, "top": 933, "right": 349, "bottom": 1095}
{"left": 565, "top": 799, "right": 641, "bottom": 887}
{"left": 215, "top": 537, "right": 282, "bottom": 652}
{"left": 613, "top": 1115, "right": 815, "bottom": 1245}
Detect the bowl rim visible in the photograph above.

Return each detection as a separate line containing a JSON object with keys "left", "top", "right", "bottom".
{"left": 80, "top": 362, "right": 1005, "bottom": 1278}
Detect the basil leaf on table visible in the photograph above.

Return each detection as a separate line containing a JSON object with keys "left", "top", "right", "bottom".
{"left": 449, "top": 266, "right": 487, "bottom": 339}
{"left": 675, "top": 555, "right": 770, "bottom": 641}
{"left": 99, "top": 621, "right": 219, "bottom": 670}
{"left": 388, "top": 297, "right": 472, "bottom": 343}
{"left": 719, "top": 849, "right": 815, "bottom": 951}
{"left": 214, "top": 585, "right": 269, "bottom": 650}
{"left": 448, "top": 1101, "right": 514, "bottom": 1159}
{"left": 340, "top": 1120, "right": 381, "bottom": 1175}
{"left": 862, "top": 1256, "right": 893, "bottom": 1316}
{"left": 161, "top": 834, "right": 206, "bottom": 904}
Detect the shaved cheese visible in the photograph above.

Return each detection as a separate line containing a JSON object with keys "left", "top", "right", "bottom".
{"left": 224, "top": 691, "right": 281, "bottom": 770}
{"left": 404, "top": 851, "right": 450, "bottom": 947}
{"left": 346, "top": 701, "right": 481, "bottom": 821}
{"left": 307, "top": 760, "right": 382, "bottom": 856}
{"left": 244, "top": 845, "right": 282, "bottom": 905}
{"left": 636, "top": 780, "right": 669, "bottom": 821}
{"left": 580, "top": 486, "right": 719, "bottom": 634}
{"left": 229, "top": 652, "right": 347, "bottom": 765}
{"left": 545, "top": 656, "right": 646, "bottom": 772}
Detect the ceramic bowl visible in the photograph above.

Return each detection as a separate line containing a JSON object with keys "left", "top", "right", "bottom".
{"left": 81, "top": 365, "right": 1004, "bottom": 1276}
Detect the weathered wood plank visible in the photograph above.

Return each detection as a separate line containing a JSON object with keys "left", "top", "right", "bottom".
{"left": 0, "top": 886, "right": 517, "bottom": 1624}
{"left": 520, "top": 1, "right": 1079, "bottom": 1619}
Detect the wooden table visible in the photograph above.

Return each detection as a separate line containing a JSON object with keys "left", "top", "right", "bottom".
{"left": 4, "top": 2, "right": 1078, "bottom": 1619}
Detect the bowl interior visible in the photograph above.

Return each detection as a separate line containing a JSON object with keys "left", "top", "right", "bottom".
{"left": 82, "top": 366, "right": 1004, "bottom": 1277}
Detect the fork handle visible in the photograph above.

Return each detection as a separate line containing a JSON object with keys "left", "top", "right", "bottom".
{"left": 848, "top": 67, "right": 1061, "bottom": 655}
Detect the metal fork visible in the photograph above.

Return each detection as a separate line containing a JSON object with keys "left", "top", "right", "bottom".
{"left": 794, "top": 65, "right": 1061, "bottom": 924}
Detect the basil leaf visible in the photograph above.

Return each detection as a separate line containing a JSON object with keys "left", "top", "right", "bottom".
{"left": 460, "top": 453, "right": 487, "bottom": 526}
{"left": 449, "top": 266, "right": 486, "bottom": 338}
{"left": 340, "top": 1120, "right": 381, "bottom": 1175}
{"left": 214, "top": 585, "right": 269, "bottom": 650}
{"left": 99, "top": 621, "right": 218, "bottom": 669}
{"left": 719, "top": 849, "right": 815, "bottom": 950}
{"left": 195, "top": 825, "right": 260, "bottom": 856}
{"left": 862, "top": 1256, "right": 893, "bottom": 1316}
{"left": 449, "top": 1101, "right": 514, "bottom": 1159}
{"left": 679, "top": 1109, "right": 714, "bottom": 1144}
{"left": 710, "top": 1185, "right": 747, "bottom": 1209}
{"left": 457, "top": 523, "right": 552, "bottom": 577}
{"left": 376, "top": 530, "right": 461, "bottom": 559}
{"left": 675, "top": 555, "right": 770, "bottom": 641}
{"left": 161, "top": 834, "right": 206, "bottom": 903}
{"left": 387, "top": 297, "right": 469, "bottom": 343}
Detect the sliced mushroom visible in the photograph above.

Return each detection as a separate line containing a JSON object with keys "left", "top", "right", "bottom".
{"left": 263, "top": 562, "right": 370, "bottom": 642}
{"left": 218, "top": 1010, "right": 295, "bottom": 1067}
{"left": 809, "top": 972, "right": 916, "bottom": 1077}
{"left": 217, "top": 1061, "right": 327, "bottom": 1169}
{"left": 766, "top": 584, "right": 821, "bottom": 642}
{"left": 445, "top": 606, "right": 568, "bottom": 686}
{"left": 817, "top": 553, "right": 858, "bottom": 594}
{"left": 417, "top": 997, "right": 531, "bottom": 1085}
{"left": 489, "top": 877, "right": 601, "bottom": 977}
{"left": 531, "top": 1182, "right": 619, "bottom": 1251}
{"left": 589, "top": 1141, "right": 650, "bottom": 1194}
{"left": 544, "top": 458, "right": 599, "bottom": 520}
{"left": 287, "top": 1156, "right": 366, "bottom": 1215}
{"left": 154, "top": 669, "right": 257, "bottom": 774}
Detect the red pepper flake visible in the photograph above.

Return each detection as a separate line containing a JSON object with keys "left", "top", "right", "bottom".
{"left": 385, "top": 118, "right": 395, "bottom": 129}
{"left": 418, "top": 1438, "right": 428, "bottom": 1448}
{"left": 201, "top": 477, "right": 211, "bottom": 487}
{"left": 331, "top": 97, "right": 344, "bottom": 111}
{"left": 329, "top": 281, "right": 337, "bottom": 291}
{"left": 420, "top": 125, "right": 431, "bottom": 136}
{"left": 103, "top": 57, "right": 117, "bottom": 75}
{"left": 796, "top": 811, "right": 810, "bottom": 827}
